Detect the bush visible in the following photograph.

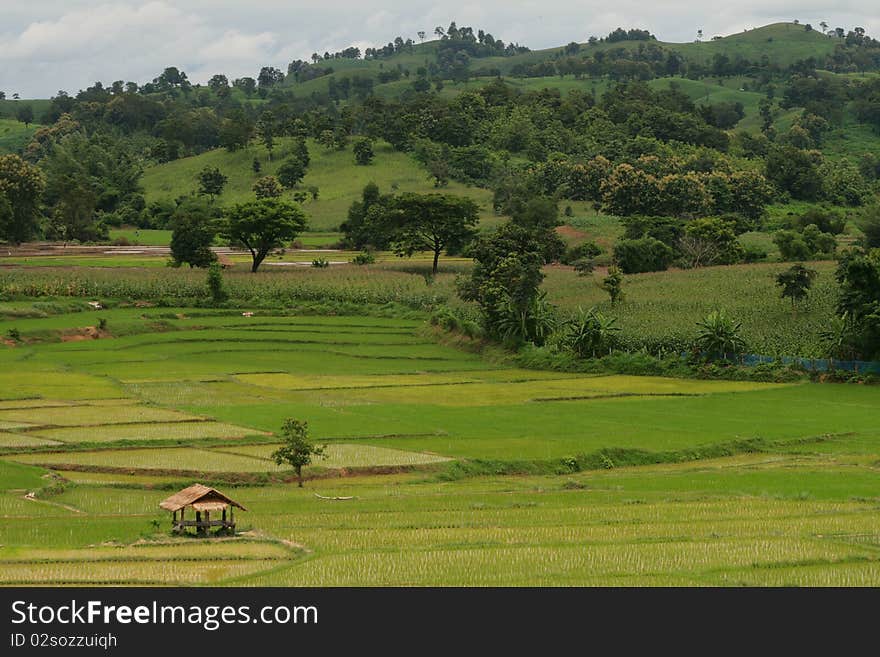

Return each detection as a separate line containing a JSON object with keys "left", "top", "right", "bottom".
{"left": 613, "top": 237, "right": 674, "bottom": 273}
{"left": 774, "top": 224, "right": 836, "bottom": 261}
{"left": 351, "top": 250, "right": 376, "bottom": 265}
{"left": 561, "top": 241, "right": 602, "bottom": 265}
{"left": 206, "top": 262, "right": 228, "bottom": 304}
{"left": 789, "top": 208, "right": 846, "bottom": 235}
{"left": 742, "top": 243, "right": 768, "bottom": 263}
{"left": 571, "top": 258, "right": 595, "bottom": 276}
{"left": 311, "top": 258, "right": 329, "bottom": 268}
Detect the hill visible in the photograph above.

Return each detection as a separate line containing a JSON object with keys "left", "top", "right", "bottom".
{"left": 142, "top": 138, "right": 497, "bottom": 232}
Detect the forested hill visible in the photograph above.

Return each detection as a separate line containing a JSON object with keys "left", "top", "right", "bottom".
{"left": 1, "top": 20, "right": 879, "bottom": 247}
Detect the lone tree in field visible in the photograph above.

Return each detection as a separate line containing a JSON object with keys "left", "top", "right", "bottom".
{"left": 383, "top": 193, "right": 479, "bottom": 275}
{"left": 271, "top": 419, "right": 326, "bottom": 487}
{"left": 197, "top": 166, "right": 228, "bottom": 202}
{"left": 224, "top": 198, "right": 307, "bottom": 272}
{"left": 776, "top": 263, "right": 817, "bottom": 309}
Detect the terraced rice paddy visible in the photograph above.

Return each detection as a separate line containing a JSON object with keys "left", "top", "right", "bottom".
{"left": 1, "top": 308, "right": 879, "bottom": 586}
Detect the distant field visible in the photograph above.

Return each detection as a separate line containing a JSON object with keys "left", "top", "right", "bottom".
{"left": 141, "top": 138, "right": 498, "bottom": 231}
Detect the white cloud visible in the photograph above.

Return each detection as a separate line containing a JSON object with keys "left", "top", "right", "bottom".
{"left": 0, "top": 0, "right": 877, "bottom": 97}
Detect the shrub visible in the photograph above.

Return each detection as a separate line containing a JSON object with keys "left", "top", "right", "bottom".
{"left": 571, "top": 258, "right": 595, "bottom": 276}
{"left": 351, "top": 250, "right": 376, "bottom": 265}
{"left": 558, "top": 307, "right": 621, "bottom": 358}
{"left": 613, "top": 237, "right": 674, "bottom": 273}
{"left": 694, "top": 310, "right": 747, "bottom": 358}
{"left": 311, "top": 258, "right": 329, "bottom": 268}
{"left": 206, "top": 262, "right": 228, "bottom": 303}
{"left": 561, "top": 241, "right": 602, "bottom": 265}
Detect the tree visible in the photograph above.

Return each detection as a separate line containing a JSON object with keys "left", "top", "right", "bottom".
{"left": 224, "top": 198, "right": 308, "bottom": 272}
{"left": 276, "top": 157, "right": 306, "bottom": 188}
{"left": 776, "top": 264, "right": 818, "bottom": 309}
{"left": 341, "top": 182, "right": 391, "bottom": 249}
{"left": 353, "top": 137, "right": 374, "bottom": 165}
{"left": 293, "top": 138, "right": 310, "bottom": 167}
{"left": 383, "top": 193, "right": 479, "bottom": 274}
{"left": 835, "top": 249, "right": 880, "bottom": 360}
{"left": 858, "top": 204, "right": 880, "bottom": 249}
{"left": 16, "top": 105, "right": 34, "bottom": 127}
{"left": 207, "top": 74, "right": 229, "bottom": 92}
{"left": 219, "top": 110, "right": 254, "bottom": 151}
{"left": 197, "top": 166, "right": 227, "bottom": 202}
{"left": 270, "top": 419, "right": 326, "bottom": 487}
{"left": 679, "top": 217, "right": 744, "bottom": 268}
{"left": 170, "top": 198, "right": 217, "bottom": 268}
{"left": 256, "top": 111, "right": 277, "bottom": 160}
{"left": 0, "top": 154, "right": 44, "bottom": 244}
{"left": 694, "top": 310, "right": 746, "bottom": 358}
{"left": 600, "top": 266, "right": 624, "bottom": 305}
{"left": 458, "top": 222, "right": 547, "bottom": 341}
{"left": 253, "top": 175, "right": 283, "bottom": 199}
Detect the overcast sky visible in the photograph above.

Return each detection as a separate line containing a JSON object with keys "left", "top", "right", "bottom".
{"left": 2, "top": 1, "right": 878, "bottom": 98}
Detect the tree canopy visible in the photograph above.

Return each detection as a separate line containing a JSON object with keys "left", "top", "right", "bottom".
{"left": 223, "top": 198, "right": 307, "bottom": 272}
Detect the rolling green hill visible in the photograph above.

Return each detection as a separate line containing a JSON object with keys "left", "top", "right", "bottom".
{"left": 142, "top": 138, "right": 498, "bottom": 231}
{"left": 485, "top": 22, "right": 837, "bottom": 73}
{"left": 281, "top": 23, "right": 840, "bottom": 101}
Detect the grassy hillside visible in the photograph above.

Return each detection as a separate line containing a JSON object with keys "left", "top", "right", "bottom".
{"left": 0, "top": 118, "right": 37, "bottom": 155}
{"left": 142, "top": 138, "right": 498, "bottom": 231}
{"left": 483, "top": 23, "right": 838, "bottom": 73}
{"left": 0, "top": 99, "right": 51, "bottom": 121}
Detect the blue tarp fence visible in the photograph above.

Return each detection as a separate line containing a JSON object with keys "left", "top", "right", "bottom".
{"left": 737, "top": 354, "right": 880, "bottom": 373}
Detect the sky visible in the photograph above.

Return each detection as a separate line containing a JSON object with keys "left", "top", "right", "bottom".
{"left": 1, "top": 1, "right": 878, "bottom": 98}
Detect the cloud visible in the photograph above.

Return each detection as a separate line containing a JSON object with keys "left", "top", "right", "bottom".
{"left": 0, "top": 0, "right": 877, "bottom": 97}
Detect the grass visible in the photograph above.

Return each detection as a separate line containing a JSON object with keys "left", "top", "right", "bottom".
{"left": 535, "top": 261, "right": 839, "bottom": 356}
{"left": 0, "top": 292, "right": 879, "bottom": 585}
{"left": 141, "top": 138, "right": 497, "bottom": 232}
{"left": 0, "top": 118, "right": 37, "bottom": 154}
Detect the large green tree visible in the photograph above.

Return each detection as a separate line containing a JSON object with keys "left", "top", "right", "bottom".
{"left": 170, "top": 198, "right": 218, "bottom": 268}
{"left": 0, "top": 154, "right": 44, "bottom": 244}
{"left": 458, "top": 222, "right": 549, "bottom": 342}
{"left": 382, "top": 193, "right": 479, "bottom": 274}
{"left": 224, "top": 198, "right": 307, "bottom": 272}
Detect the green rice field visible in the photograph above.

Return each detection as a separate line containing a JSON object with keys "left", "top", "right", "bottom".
{"left": 1, "top": 307, "right": 879, "bottom": 586}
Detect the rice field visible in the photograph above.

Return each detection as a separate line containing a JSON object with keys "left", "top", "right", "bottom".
{"left": 1, "top": 307, "right": 879, "bottom": 586}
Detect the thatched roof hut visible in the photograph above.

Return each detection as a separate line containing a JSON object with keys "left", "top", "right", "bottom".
{"left": 160, "top": 484, "right": 246, "bottom": 534}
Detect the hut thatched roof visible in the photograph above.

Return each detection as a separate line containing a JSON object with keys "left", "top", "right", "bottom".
{"left": 159, "top": 484, "right": 247, "bottom": 512}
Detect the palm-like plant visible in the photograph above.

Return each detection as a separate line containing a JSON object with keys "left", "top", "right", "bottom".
{"left": 562, "top": 307, "right": 621, "bottom": 358}
{"left": 694, "top": 310, "right": 747, "bottom": 359}
{"left": 496, "top": 291, "right": 557, "bottom": 346}
{"left": 819, "top": 312, "right": 858, "bottom": 360}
